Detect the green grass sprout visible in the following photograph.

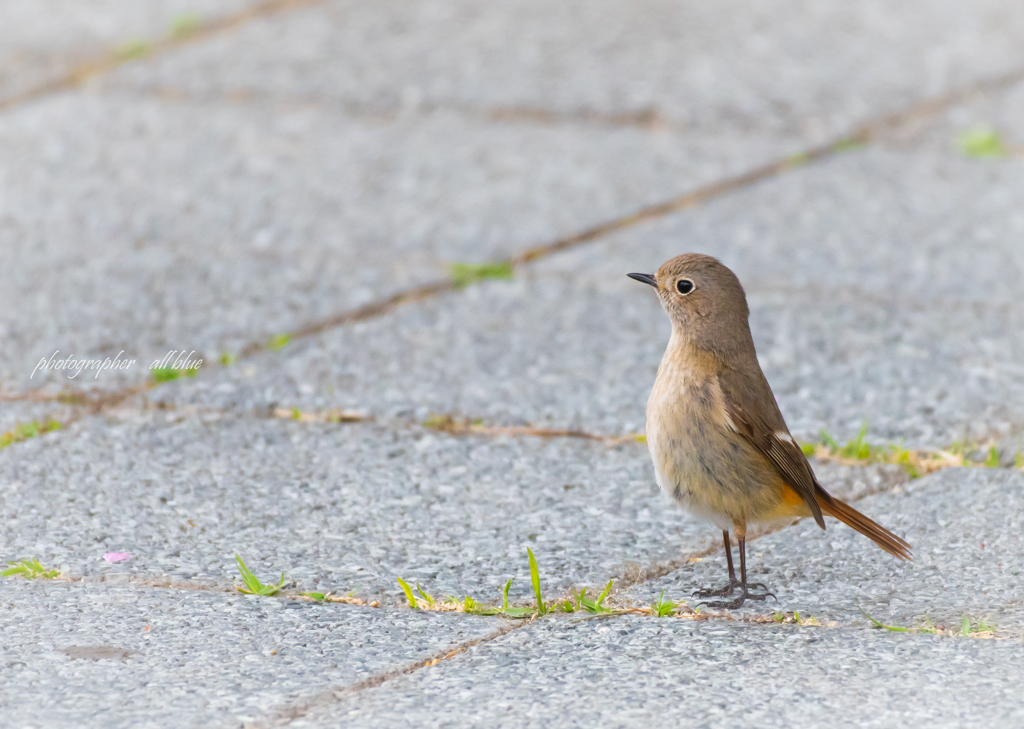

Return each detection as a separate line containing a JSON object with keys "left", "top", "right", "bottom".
{"left": 785, "top": 151, "right": 811, "bottom": 168}
{"left": 300, "top": 592, "right": 326, "bottom": 602}
{"left": 580, "top": 580, "right": 614, "bottom": 614}
{"left": 415, "top": 582, "right": 437, "bottom": 605}
{"left": 170, "top": 12, "right": 203, "bottom": 37}
{"left": 2, "top": 559, "right": 61, "bottom": 580}
{"left": 833, "top": 136, "right": 867, "bottom": 153}
{"left": 0, "top": 420, "right": 61, "bottom": 449}
{"left": 958, "top": 125, "right": 1007, "bottom": 158}
{"left": 116, "top": 39, "right": 152, "bottom": 60}
{"left": 396, "top": 577, "right": 418, "bottom": 609}
{"left": 887, "top": 442, "right": 921, "bottom": 479}
{"left": 462, "top": 595, "right": 500, "bottom": 616}
{"left": 984, "top": 446, "right": 1001, "bottom": 468}
{"left": 556, "top": 590, "right": 579, "bottom": 613}
{"left": 651, "top": 590, "right": 677, "bottom": 617}
{"left": 268, "top": 334, "right": 290, "bottom": 351}
{"left": 498, "top": 578, "right": 538, "bottom": 617}
{"left": 448, "top": 262, "right": 514, "bottom": 289}
{"left": 527, "top": 548, "right": 546, "bottom": 615}
{"left": 803, "top": 420, "right": 992, "bottom": 479}
{"left": 234, "top": 554, "right": 285, "bottom": 596}
{"left": 839, "top": 421, "right": 872, "bottom": 459}
{"left": 961, "top": 615, "right": 997, "bottom": 636}
{"left": 858, "top": 606, "right": 909, "bottom": 632}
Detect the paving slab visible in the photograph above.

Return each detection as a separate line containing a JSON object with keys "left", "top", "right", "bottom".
{"left": 885, "top": 73, "right": 1024, "bottom": 153}
{"left": 7, "top": 0, "right": 1024, "bottom": 398}
{"left": 0, "top": 91, "right": 786, "bottom": 394}
{"left": 642, "top": 468, "right": 1024, "bottom": 636}
{"left": 0, "top": 412, "right": 900, "bottom": 602}
{"left": 286, "top": 614, "right": 1024, "bottom": 728}
{"left": 162, "top": 139, "right": 1024, "bottom": 447}
{"left": 0, "top": 0, "right": 258, "bottom": 102}
{"left": 0, "top": 413, "right": 693, "bottom": 600}
{"left": 0, "top": 579, "right": 496, "bottom": 729}
{"left": 110, "top": 0, "right": 1024, "bottom": 143}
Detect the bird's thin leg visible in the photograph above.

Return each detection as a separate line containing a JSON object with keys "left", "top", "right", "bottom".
{"left": 691, "top": 530, "right": 742, "bottom": 599}
{"left": 698, "top": 534, "right": 775, "bottom": 610}
{"left": 724, "top": 530, "right": 737, "bottom": 583}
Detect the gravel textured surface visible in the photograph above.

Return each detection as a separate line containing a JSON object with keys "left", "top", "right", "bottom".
{"left": 163, "top": 142, "right": 1024, "bottom": 447}
{"left": 0, "top": 0, "right": 259, "bottom": 102}
{"left": 4, "top": 0, "right": 1024, "bottom": 726}
{"left": 0, "top": 414, "right": 905, "bottom": 602}
{"left": 0, "top": 580, "right": 497, "bottom": 729}
{"left": 8, "top": 0, "right": 1024, "bottom": 397}
{"left": 110, "top": 0, "right": 1024, "bottom": 143}
{"left": 0, "top": 413, "right": 699, "bottom": 600}
{"left": 289, "top": 615, "right": 1024, "bottom": 728}
{"left": 642, "top": 468, "right": 1024, "bottom": 635}
{"left": 0, "top": 92, "right": 787, "bottom": 393}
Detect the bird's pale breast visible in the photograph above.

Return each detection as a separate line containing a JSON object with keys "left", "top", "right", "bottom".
{"left": 646, "top": 358, "right": 786, "bottom": 529}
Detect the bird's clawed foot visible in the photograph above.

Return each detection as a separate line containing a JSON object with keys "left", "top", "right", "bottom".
{"left": 691, "top": 579, "right": 742, "bottom": 599}
{"left": 697, "top": 583, "right": 776, "bottom": 610}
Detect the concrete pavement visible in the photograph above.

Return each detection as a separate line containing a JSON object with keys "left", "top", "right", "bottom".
{"left": 2, "top": 1, "right": 1024, "bottom": 726}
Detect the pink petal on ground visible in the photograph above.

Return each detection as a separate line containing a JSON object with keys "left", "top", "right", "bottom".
{"left": 103, "top": 552, "right": 131, "bottom": 563}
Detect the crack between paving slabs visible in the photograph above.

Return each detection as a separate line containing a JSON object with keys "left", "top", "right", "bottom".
{"left": 1, "top": 12, "right": 1021, "bottom": 722}
{"left": 0, "top": 0, "right": 326, "bottom": 113}
{"left": 115, "top": 83, "right": 789, "bottom": 135}
{"left": 248, "top": 452, "right": 1021, "bottom": 725}
{"left": 4, "top": 405, "right": 1013, "bottom": 725}
{"left": 239, "top": 473, "right": 943, "bottom": 729}
{"left": 6, "top": 61, "right": 1024, "bottom": 421}
{"left": 5, "top": 402, "right": 1015, "bottom": 610}
{"left": 4, "top": 387, "right": 1019, "bottom": 481}
{"left": 256, "top": 620, "right": 523, "bottom": 728}
{"left": 219, "top": 62, "right": 1024, "bottom": 363}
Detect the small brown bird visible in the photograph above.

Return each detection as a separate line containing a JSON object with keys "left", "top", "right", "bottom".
{"left": 629, "top": 254, "right": 911, "bottom": 608}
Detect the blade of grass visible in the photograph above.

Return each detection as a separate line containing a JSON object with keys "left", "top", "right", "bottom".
{"left": 396, "top": 577, "right": 418, "bottom": 609}
{"left": 580, "top": 581, "right": 615, "bottom": 614}
{"left": 858, "top": 606, "right": 909, "bottom": 632}
{"left": 234, "top": 555, "right": 284, "bottom": 596}
{"left": 527, "top": 548, "right": 545, "bottom": 615}
{"left": 235, "top": 554, "right": 262, "bottom": 594}
{"left": 262, "top": 574, "right": 285, "bottom": 596}
{"left": 415, "top": 582, "right": 436, "bottom": 605}
{"left": 820, "top": 429, "right": 840, "bottom": 451}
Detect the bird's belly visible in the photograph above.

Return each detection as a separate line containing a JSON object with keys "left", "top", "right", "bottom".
{"left": 647, "top": 396, "right": 783, "bottom": 527}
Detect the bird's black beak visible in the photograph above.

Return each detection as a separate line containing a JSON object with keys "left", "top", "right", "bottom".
{"left": 627, "top": 272, "right": 658, "bottom": 288}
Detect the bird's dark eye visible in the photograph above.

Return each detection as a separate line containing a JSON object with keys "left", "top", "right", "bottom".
{"left": 676, "top": 279, "right": 694, "bottom": 295}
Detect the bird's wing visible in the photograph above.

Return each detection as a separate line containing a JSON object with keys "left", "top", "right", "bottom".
{"left": 718, "top": 370, "right": 825, "bottom": 529}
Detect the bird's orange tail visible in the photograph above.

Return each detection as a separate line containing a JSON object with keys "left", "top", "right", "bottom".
{"left": 817, "top": 490, "right": 912, "bottom": 561}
